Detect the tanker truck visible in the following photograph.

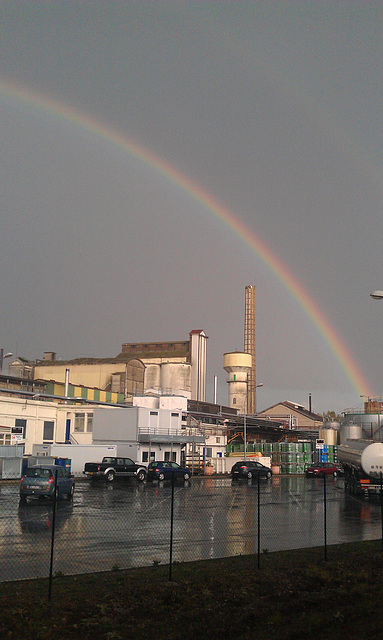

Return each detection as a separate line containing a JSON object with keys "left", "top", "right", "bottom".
{"left": 338, "top": 439, "right": 383, "bottom": 497}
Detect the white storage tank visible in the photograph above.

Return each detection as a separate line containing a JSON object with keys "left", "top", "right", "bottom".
{"left": 144, "top": 364, "right": 161, "bottom": 391}
{"left": 161, "top": 362, "right": 191, "bottom": 395}
{"left": 319, "top": 428, "right": 338, "bottom": 446}
{"left": 340, "top": 424, "right": 362, "bottom": 444}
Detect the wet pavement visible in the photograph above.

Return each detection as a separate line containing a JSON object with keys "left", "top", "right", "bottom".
{"left": 0, "top": 475, "right": 382, "bottom": 581}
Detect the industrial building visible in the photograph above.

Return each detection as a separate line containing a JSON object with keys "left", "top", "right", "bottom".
{"left": 258, "top": 401, "right": 323, "bottom": 430}
{"left": 10, "top": 330, "right": 208, "bottom": 404}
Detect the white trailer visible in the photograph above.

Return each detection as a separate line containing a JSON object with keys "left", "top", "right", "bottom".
{"left": 31, "top": 444, "right": 117, "bottom": 475}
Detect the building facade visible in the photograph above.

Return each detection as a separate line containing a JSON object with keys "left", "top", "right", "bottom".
{"left": 258, "top": 401, "right": 323, "bottom": 430}
{"left": 23, "top": 330, "right": 208, "bottom": 403}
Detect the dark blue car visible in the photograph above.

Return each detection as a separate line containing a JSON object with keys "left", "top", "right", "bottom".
{"left": 147, "top": 461, "right": 191, "bottom": 482}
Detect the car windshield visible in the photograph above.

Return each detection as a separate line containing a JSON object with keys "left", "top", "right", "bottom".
{"left": 25, "top": 468, "right": 52, "bottom": 478}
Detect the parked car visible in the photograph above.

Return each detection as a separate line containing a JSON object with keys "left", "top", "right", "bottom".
{"left": 20, "top": 465, "right": 75, "bottom": 503}
{"left": 231, "top": 460, "right": 272, "bottom": 481}
{"left": 147, "top": 461, "right": 191, "bottom": 482}
{"left": 305, "top": 462, "right": 340, "bottom": 477}
{"left": 83, "top": 456, "right": 147, "bottom": 483}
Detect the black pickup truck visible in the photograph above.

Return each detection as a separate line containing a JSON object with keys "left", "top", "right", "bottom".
{"left": 83, "top": 457, "right": 147, "bottom": 483}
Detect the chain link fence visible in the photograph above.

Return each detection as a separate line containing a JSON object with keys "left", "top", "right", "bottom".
{"left": 1, "top": 473, "right": 383, "bottom": 589}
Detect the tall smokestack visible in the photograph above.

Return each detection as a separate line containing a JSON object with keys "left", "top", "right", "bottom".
{"left": 244, "top": 285, "right": 256, "bottom": 414}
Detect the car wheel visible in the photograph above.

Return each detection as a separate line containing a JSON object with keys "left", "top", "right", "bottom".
{"left": 137, "top": 470, "right": 146, "bottom": 482}
{"left": 266, "top": 471, "right": 272, "bottom": 479}
{"left": 19, "top": 495, "right": 27, "bottom": 505}
{"left": 106, "top": 470, "right": 115, "bottom": 483}
{"left": 183, "top": 473, "right": 190, "bottom": 481}
{"left": 247, "top": 471, "right": 253, "bottom": 480}
{"left": 158, "top": 472, "right": 165, "bottom": 481}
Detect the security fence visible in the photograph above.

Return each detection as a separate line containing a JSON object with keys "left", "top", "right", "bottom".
{"left": 1, "top": 473, "right": 383, "bottom": 592}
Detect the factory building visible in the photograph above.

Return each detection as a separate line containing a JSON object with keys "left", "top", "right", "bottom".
{"left": 16, "top": 330, "right": 208, "bottom": 404}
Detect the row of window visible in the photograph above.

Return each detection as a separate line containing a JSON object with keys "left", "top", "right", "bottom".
{"left": 1, "top": 413, "right": 94, "bottom": 444}
{"left": 13, "top": 421, "right": 55, "bottom": 440}
{"left": 139, "top": 449, "right": 222, "bottom": 464}
{"left": 141, "top": 451, "right": 177, "bottom": 463}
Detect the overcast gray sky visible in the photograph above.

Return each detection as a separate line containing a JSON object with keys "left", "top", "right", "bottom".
{"left": 1, "top": 1, "right": 383, "bottom": 413}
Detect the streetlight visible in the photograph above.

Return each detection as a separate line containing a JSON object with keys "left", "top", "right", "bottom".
{"left": 0, "top": 350, "right": 12, "bottom": 371}
{"left": 243, "top": 382, "right": 264, "bottom": 461}
{"left": 369, "top": 295, "right": 383, "bottom": 437}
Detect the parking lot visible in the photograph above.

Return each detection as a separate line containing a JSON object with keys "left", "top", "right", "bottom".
{"left": 1, "top": 474, "right": 382, "bottom": 581}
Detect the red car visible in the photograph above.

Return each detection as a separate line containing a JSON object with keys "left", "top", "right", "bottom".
{"left": 305, "top": 462, "right": 340, "bottom": 477}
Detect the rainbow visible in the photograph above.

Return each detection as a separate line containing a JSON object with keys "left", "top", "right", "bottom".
{"left": 0, "top": 77, "right": 371, "bottom": 398}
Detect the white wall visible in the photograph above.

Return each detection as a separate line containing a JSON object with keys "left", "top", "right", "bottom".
{"left": 0, "top": 396, "right": 96, "bottom": 455}
{"left": 31, "top": 443, "right": 118, "bottom": 475}
{"left": 92, "top": 406, "right": 138, "bottom": 442}
{"left": 0, "top": 396, "right": 58, "bottom": 455}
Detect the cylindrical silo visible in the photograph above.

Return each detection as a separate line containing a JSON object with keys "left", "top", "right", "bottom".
{"left": 161, "top": 362, "right": 191, "bottom": 396}
{"left": 223, "top": 352, "right": 252, "bottom": 414}
{"left": 319, "top": 428, "right": 338, "bottom": 446}
{"left": 144, "top": 363, "right": 161, "bottom": 392}
{"left": 339, "top": 424, "right": 363, "bottom": 444}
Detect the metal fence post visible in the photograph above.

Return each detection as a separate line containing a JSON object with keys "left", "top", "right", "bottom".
{"left": 48, "top": 467, "right": 58, "bottom": 600}
{"left": 169, "top": 470, "right": 175, "bottom": 581}
{"left": 257, "top": 473, "right": 261, "bottom": 569}
{"left": 380, "top": 473, "right": 383, "bottom": 552}
{"left": 323, "top": 473, "right": 327, "bottom": 561}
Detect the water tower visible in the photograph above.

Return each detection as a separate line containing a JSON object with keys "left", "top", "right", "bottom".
{"left": 224, "top": 352, "right": 252, "bottom": 414}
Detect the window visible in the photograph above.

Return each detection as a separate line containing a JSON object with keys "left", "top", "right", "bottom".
{"left": 216, "top": 437, "right": 220, "bottom": 443}
{"left": 0, "top": 434, "right": 11, "bottom": 445}
{"left": 142, "top": 451, "right": 156, "bottom": 462}
{"left": 206, "top": 447, "right": 212, "bottom": 458}
{"left": 15, "top": 418, "right": 27, "bottom": 438}
{"left": 233, "top": 398, "right": 236, "bottom": 405}
{"left": 74, "top": 413, "right": 85, "bottom": 432}
{"left": 87, "top": 413, "right": 93, "bottom": 432}
{"left": 43, "top": 421, "right": 54, "bottom": 441}
{"left": 164, "top": 451, "right": 177, "bottom": 462}
{"left": 149, "top": 411, "right": 158, "bottom": 428}
{"left": 171, "top": 412, "right": 179, "bottom": 429}
{"left": 26, "top": 468, "right": 52, "bottom": 478}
